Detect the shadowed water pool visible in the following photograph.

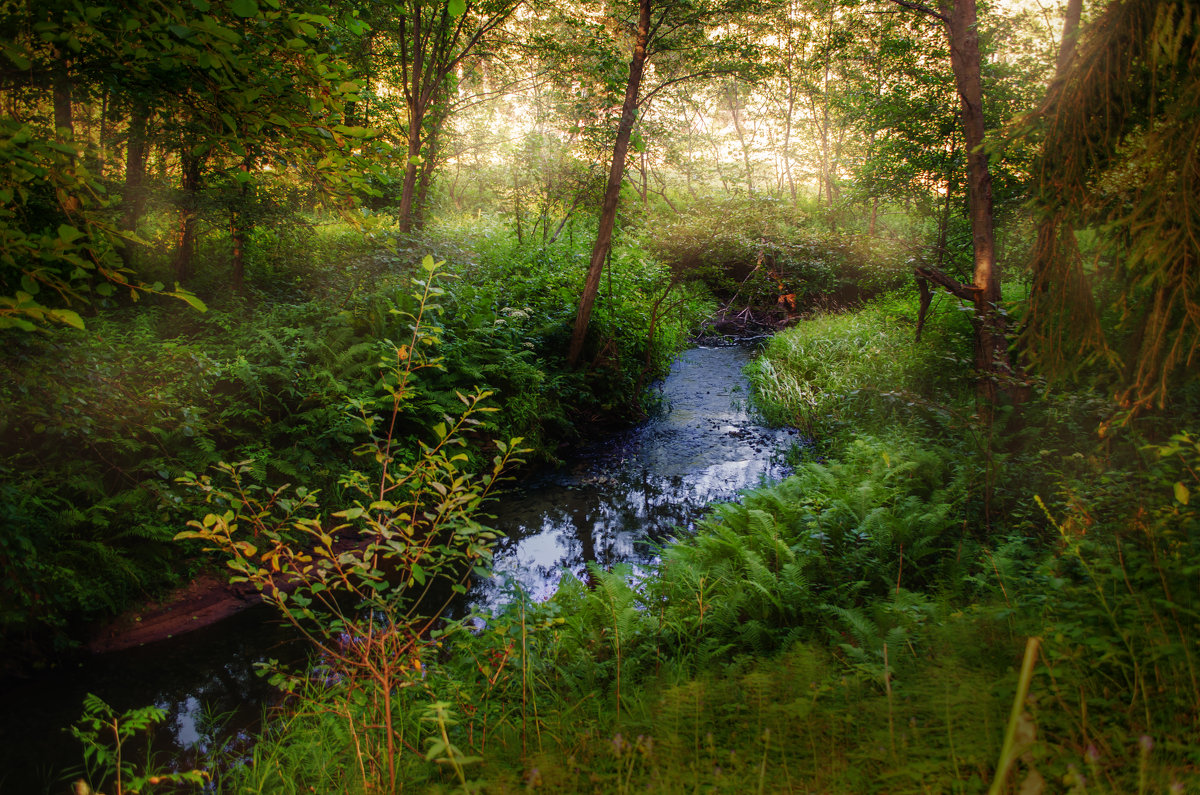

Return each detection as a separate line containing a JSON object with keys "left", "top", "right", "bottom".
{"left": 0, "top": 343, "right": 796, "bottom": 792}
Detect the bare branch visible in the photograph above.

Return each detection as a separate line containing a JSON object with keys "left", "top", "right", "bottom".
{"left": 915, "top": 264, "right": 978, "bottom": 302}
{"left": 639, "top": 68, "right": 734, "bottom": 106}
{"left": 887, "top": 0, "right": 950, "bottom": 25}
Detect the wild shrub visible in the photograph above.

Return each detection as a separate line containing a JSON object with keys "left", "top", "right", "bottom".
{"left": 0, "top": 216, "right": 702, "bottom": 657}
{"left": 1004, "top": 431, "right": 1200, "bottom": 784}
{"left": 180, "top": 259, "right": 529, "bottom": 794}
{"left": 644, "top": 196, "right": 908, "bottom": 312}
{"left": 647, "top": 431, "right": 970, "bottom": 659}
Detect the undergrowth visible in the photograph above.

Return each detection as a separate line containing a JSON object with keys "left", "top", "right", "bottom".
{"left": 198, "top": 295, "right": 1199, "bottom": 793}
{"left": 51, "top": 283, "right": 1198, "bottom": 792}
{"left": 0, "top": 217, "right": 706, "bottom": 663}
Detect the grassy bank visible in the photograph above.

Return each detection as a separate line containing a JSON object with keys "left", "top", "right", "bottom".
{"left": 75, "top": 292, "right": 1196, "bottom": 793}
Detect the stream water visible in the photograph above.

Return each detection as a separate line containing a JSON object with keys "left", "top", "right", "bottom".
{"left": 0, "top": 343, "right": 797, "bottom": 793}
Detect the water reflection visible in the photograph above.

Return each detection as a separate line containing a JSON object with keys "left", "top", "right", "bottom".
{"left": 477, "top": 345, "right": 796, "bottom": 607}
{"left": 0, "top": 605, "right": 300, "bottom": 794}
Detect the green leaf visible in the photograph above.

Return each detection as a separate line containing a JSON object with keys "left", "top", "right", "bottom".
{"left": 47, "top": 309, "right": 84, "bottom": 330}
{"left": 57, "top": 224, "right": 84, "bottom": 244}
{"left": 170, "top": 285, "right": 208, "bottom": 312}
{"left": 1175, "top": 481, "right": 1190, "bottom": 506}
{"left": 231, "top": 0, "right": 259, "bottom": 18}
{"left": 0, "top": 317, "right": 37, "bottom": 332}
{"left": 448, "top": 0, "right": 466, "bottom": 17}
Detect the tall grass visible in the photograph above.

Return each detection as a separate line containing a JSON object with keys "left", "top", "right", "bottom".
{"left": 747, "top": 294, "right": 972, "bottom": 433}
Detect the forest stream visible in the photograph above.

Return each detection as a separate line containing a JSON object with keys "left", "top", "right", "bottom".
{"left": 0, "top": 343, "right": 797, "bottom": 793}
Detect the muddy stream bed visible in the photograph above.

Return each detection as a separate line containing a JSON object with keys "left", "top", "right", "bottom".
{"left": 0, "top": 343, "right": 798, "bottom": 793}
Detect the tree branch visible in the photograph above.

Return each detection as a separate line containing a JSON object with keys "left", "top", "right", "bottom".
{"left": 639, "top": 68, "right": 733, "bottom": 106}
{"left": 915, "top": 264, "right": 978, "bottom": 302}
{"left": 887, "top": 0, "right": 950, "bottom": 24}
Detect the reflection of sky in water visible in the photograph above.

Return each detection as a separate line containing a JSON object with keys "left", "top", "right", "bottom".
{"left": 0, "top": 605, "right": 298, "bottom": 793}
{"left": 476, "top": 345, "right": 796, "bottom": 609}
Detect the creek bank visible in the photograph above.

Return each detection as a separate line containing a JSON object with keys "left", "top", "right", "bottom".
{"left": 86, "top": 573, "right": 262, "bottom": 654}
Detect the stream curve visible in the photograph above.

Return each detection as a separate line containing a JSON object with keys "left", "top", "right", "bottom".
{"left": 0, "top": 343, "right": 796, "bottom": 792}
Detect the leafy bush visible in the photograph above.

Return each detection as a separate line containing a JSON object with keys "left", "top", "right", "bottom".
{"left": 644, "top": 196, "right": 909, "bottom": 313}
{"left": 180, "top": 259, "right": 528, "bottom": 794}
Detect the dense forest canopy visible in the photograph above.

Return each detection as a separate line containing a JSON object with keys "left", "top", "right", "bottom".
{"left": 0, "top": 0, "right": 1061, "bottom": 314}
{"left": 2, "top": 0, "right": 1200, "bottom": 790}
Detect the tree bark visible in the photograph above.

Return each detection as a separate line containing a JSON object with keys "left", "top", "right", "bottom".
{"left": 566, "top": 0, "right": 652, "bottom": 367}
{"left": 727, "top": 83, "right": 754, "bottom": 194}
{"left": 892, "top": 0, "right": 1022, "bottom": 404}
{"left": 123, "top": 105, "right": 151, "bottom": 225}
{"left": 941, "top": 0, "right": 1010, "bottom": 404}
{"left": 231, "top": 154, "right": 252, "bottom": 291}
{"left": 414, "top": 120, "right": 442, "bottom": 230}
{"left": 172, "top": 151, "right": 205, "bottom": 283}
{"left": 1022, "top": 0, "right": 1092, "bottom": 377}
{"left": 52, "top": 52, "right": 73, "bottom": 142}
{"left": 1054, "top": 0, "right": 1083, "bottom": 76}
{"left": 396, "top": 0, "right": 437, "bottom": 233}
{"left": 118, "top": 102, "right": 150, "bottom": 267}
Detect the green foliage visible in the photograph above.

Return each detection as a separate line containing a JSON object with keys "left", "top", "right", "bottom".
{"left": 645, "top": 196, "right": 908, "bottom": 314}
{"left": 747, "top": 294, "right": 973, "bottom": 433}
{"left": 70, "top": 694, "right": 206, "bottom": 795}
{"left": 194, "top": 287, "right": 1200, "bottom": 794}
{"left": 1021, "top": 0, "right": 1200, "bottom": 412}
{"left": 0, "top": 0, "right": 372, "bottom": 325}
{"left": 640, "top": 431, "right": 971, "bottom": 664}
{"left": 427, "top": 217, "right": 711, "bottom": 434}
{"left": 0, "top": 214, "right": 700, "bottom": 658}
{"left": 179, "top": 259, "right": 530, "bottom": 793}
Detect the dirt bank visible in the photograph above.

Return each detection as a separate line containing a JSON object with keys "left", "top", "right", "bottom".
{"left": 86, "top": 572, "right": 263, "bottom": 654}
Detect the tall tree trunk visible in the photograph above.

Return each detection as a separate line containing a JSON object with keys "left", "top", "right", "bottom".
{"left": 918, "top": 140, "right": 958, "bottom": 340}
{"left": 397, "top": 109, "right": 425, "bottom": 233}
{"left": 172, "top": 152, "right": 204, "bottom": 283}
{"left": 1054, "top": 0, "right": 1083, "bottom": 75}
{"left": 396, "top": 0, "right": 428, "bottom": 234}
{"left": 231, "top": 154, "right": 252, "bottom": 291}
{"left": 512, "top": 166, "right": 523, "bottom": 244}
{"left": 942, "top": 0, "right": 1009, "bottom": 404}
{"left": 566, "top": 0, "right": 651, "bottom": 367}
{"left": 1024, "top": 0, "right": 1093, "bottom": 366}
{"left": 414, "top": 122, "right": 442, "bottom": 231}
{"left": 94, "top": 88, "right": 108, "bottom": 178}
{"left": 119, "top": 103, "right": 150, "bottom": 267}
{"left": 783, "top": 71, "right": 797, "bottom": 202}
{"left": 895, "top": 0, "right": 1022, "bottom": 404}
{"left": 52, "top": 52, "right": 73, "bottom": 142}
{"left": 727, "top": 84, "right": 754, "bottom": 194}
